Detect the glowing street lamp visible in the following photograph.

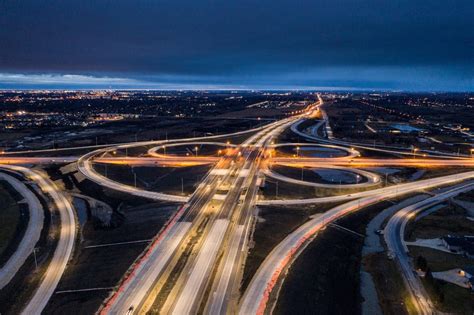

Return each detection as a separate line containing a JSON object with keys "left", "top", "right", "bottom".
{"left": 296, "top": 146, "right": 300, "bottom": 157}
{"left": 194, "top": 146, "right": 199, "bottom": 157}
{"left": 412, "top": 147, "right": 418, "bottom": 159}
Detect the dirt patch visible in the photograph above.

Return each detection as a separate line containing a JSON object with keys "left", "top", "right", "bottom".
{"left": 44, "top": 202, "right": 177, "bottom": 314}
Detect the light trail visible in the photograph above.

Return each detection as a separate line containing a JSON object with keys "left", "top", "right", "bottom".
{"left": 0, "top": 165, "right": 77, "bottom": 315}
{"left": 239, "top": 171, "right": 474, "bottom": 315}
{"left": 384, "top": 183, "right": 474, "bottom": 315}
{"left": 0, "top": 171, "right": 44, "bottom": 290}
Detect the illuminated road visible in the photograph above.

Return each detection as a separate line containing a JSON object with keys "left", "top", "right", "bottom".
{"left": 4, "top": 93, "right": 474, "bottom": 315}
{"left": 290, "top": 98, "right": 471, "bottom": 159}
{"left": 0, "top": 165, "right": 76, "bottom": 314}
{"left": 162, "top": 117, "right": 298, "bottom": 315}
{"left": 384, "top": 183, "right": 474, "bottom": 315}
{"left": 100, "top": 101, "right": 312, "bottom": 315}
{"left": 262, "top": 164, "right": 381, "bottom": 189}
{"left": 0, "top": 157, "right": 77, "bottom": 165}
{"left": 77, "top": 151, "right": 189, "bottom": 203}
{"left": 94, "top": 156, "right": 218, "bottom": 167}
{"left": 0, "top": 171, "right": 44, "bottom": 290}
{"left": 239, "top": 171, "right": 474, "bottom": 315}
{"left": 272, "top": 157, "right": 474, "bottom": 167}
{"left": 77, "top": 122, "right": 284, "bottom": 203}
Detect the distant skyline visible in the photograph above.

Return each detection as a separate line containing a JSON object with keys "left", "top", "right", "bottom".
{"left": 1, "top": 0, "right": 472, "bottom": 91}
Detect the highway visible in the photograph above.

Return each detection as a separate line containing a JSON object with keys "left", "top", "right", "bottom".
{"left": 101, "top": 101, "right": 314, "bottom": 315}
{"left": 4, "top": 92, "right": 472, "bottom": 314}
{"left": 160, "top": 117, "right": 298, "bottom": 315}
{"left": 0, "top": 165, "right": 76, "bottom": 314}
{"left": 76, "top": 120, "right": 288, "bottom": 203}
{"left": 289, "top": 98, "right": 471, "bottom": 159}
{"left": 0, "top": 171, "right": 44, "bottom": 290}
{"left": 272, "top": 157, "right": 474, "bottom": 167}
{"left": 0, "top": 156, "right": 77, "bottom": 165}
{"left": 147, "top": 141, "right": 237, "bottom": 157}
{"left": 103, "top": 144, "right": 246, "bottom": 313}
{"left": 239, "top": 171, "right": 474, "bottom": 315}
{"left": 384, "top": 183, "right": 474, "bottom": 315}
{"left": 94, "top": 156, "right": 218, "bottom": 167}
{"left": 269, "top": 142, "right": 359, "bottom": 158}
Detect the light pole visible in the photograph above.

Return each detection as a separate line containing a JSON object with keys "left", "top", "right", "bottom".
{"left": 195, "top": 146, "right": 199, "bottom": 157}
{"left": 412, "top": 147, "right": 418, "bottom": 159}
{"left": 162, "top": 145, "right": 166, "bottom": 156}
{"left": 33, "top": 248, "right": 38, "bottom": 270}
{"left": 296, "top": 146, "right": 300, "bottom": 158}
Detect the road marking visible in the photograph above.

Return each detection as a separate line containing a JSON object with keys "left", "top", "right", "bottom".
{"left": 211, "top": 169, "right": 229, "bottom": 176}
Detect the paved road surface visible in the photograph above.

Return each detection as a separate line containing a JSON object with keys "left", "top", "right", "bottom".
{"left": 0, "top": 166, "right": 77, "bottom": 315}
{"left": 384, "top": 183, "right": 474, "bottom": 315}
{"left": 0, "top": 171, "right": 44, "bottom": 290}
{"left": 240, "top": 171, "right": 474, "bottom": 315}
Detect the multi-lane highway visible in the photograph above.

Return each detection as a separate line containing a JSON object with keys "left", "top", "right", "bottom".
{"left": 2, "top": 93, "right": 473, "bottom": 315}
{"left": 102, "top": 109, "right": 303, "bottom": 315}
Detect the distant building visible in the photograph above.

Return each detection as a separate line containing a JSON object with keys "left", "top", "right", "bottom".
{"left": 442, "top": 235, "right": 474, "bottom": 258}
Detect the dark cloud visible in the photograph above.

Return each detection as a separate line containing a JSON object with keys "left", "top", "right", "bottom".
{"left": 0, "top": 0, "right": 472, "bottom": 90}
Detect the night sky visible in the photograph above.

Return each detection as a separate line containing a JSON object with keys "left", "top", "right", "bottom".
{"left": 0, "top": 0, "right": 472, "bottom": 90}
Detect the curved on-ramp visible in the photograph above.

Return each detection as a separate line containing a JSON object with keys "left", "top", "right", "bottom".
{"left": 0, "top": 171, "right": 44, "bottom": 290}
{"left": 77, "top": 122, "right": 282, "bottom": 203}
{"left": 240, "top": 171, "right": 474, "bottom": 315}
{"left": 0, "top": 165, "right": 77, "bottom": 314}
{"left": 262, "top": 164, "right": 380, "bottom": 189}
{"left": 384, "top": 183, "right": 474, "bottom": 315}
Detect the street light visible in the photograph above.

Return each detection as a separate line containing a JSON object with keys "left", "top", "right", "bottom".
{"left": 194, "top": 146, "right": 198, "bottom": 157}
{"left": 162, "top": 145, "right": 166, "bottom": 156}
{"left": 412, "top": 147, "right": 418, "bottom": 159}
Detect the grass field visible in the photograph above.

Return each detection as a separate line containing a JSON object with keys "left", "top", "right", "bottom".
{"left": 273, "top": 201, "right": 396, "bottom": 315}
{"left": 0, "top": 181, "right": 21, "bottom": 258}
